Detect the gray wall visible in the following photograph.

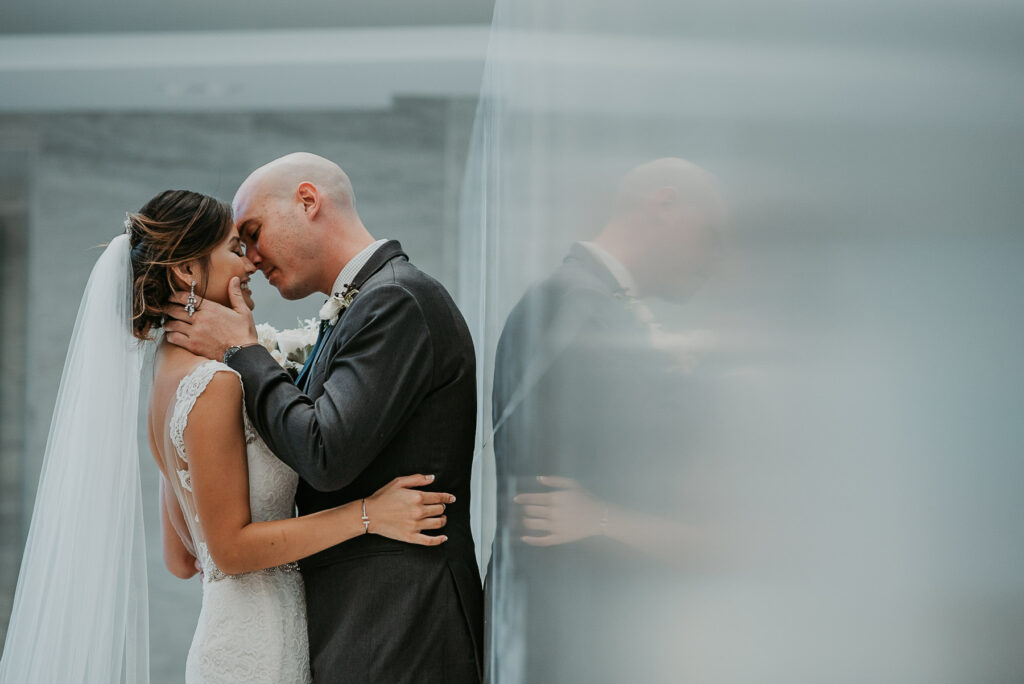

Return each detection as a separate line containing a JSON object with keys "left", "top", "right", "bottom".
{"left": 0, "top": 148, "right": 30, "bottom": 651}
{"left": 0, "top": 98, "right": 475, "bottom": 681}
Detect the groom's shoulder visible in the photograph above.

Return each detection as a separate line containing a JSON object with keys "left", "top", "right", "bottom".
{"left": 362, "top": 255, "right": 456, "bottom": 307}
{"left": 355, "top": 257, "right": 470, "bottom": 344}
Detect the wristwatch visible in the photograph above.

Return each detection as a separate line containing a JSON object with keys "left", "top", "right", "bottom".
{"left": 222, "top": 345, "right": 246, "bottom": 364}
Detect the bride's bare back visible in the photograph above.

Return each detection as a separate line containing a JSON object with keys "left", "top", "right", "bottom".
{"left": 147, "top": 341, "right": 226, "bottom": 576}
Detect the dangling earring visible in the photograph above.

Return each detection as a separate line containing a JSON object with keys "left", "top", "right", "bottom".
{"left": 185, "top": 280, "right": 198, "bottom": 317}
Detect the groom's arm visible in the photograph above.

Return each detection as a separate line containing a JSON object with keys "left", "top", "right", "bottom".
{"left": 227, "top": 284, "right": 435, "bottom": 491}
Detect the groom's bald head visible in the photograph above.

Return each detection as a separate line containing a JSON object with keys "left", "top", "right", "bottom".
{"left": 235, "top": 152, "right": 357, "bottom": 215}
{"left": 596, "top": 157, "right": 729, "bottom": 301}
{"left": 232, "top": 153, "right": 375, "bottom": 300}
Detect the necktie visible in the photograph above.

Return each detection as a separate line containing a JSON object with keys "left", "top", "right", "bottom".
{"left": 295, "top": 318, "right": 330, "bottom": 390}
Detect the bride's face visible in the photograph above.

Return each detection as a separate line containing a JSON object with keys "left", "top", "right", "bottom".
{"left": 201, "top": 225, "right": 257, "bottom": 310}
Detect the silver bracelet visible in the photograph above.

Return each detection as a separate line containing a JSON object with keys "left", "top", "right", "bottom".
{"left": 361, "top": 498, "right": 370, "bottom": 534}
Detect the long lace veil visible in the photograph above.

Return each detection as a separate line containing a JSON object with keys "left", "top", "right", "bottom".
{"left": 0, "top": 234, "right": 150, "bottom": 683}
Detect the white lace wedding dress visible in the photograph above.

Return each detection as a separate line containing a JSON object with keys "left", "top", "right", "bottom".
{"left": 165, "top": 359, "right": 312, "bottom": 684}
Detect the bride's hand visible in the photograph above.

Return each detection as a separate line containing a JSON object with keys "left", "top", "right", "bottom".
{"left": 365, "top": 474, "right": 454, "bottom": 546}
{"left": 514, "top": 475, "right": 607, "bottom": 546}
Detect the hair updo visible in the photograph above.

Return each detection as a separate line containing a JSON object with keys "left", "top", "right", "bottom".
{"left": 127, "top": 190, "right": 233, "bottom": 341}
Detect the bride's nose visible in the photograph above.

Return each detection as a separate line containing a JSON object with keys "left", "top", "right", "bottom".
{"left": 243, "top": 256, "right": 257, "bottom": 274}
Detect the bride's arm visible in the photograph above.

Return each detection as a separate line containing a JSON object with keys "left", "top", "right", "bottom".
{"left": 185, "top": 372, "right": 453, "bottom": 576}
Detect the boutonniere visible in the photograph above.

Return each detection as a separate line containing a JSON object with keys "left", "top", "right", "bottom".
{"left": 318, "top": 283, "right": 359, "bottom": 326}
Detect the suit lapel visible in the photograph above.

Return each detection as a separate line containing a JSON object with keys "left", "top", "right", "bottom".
{"left": 302, "top": 240, "right": 409, "bottom": 393}
{"left": 348, "top": 239, "right": 408, "bottom": 292}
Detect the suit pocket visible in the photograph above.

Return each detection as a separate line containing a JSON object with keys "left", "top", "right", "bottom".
{"left": 446, "top": 560, "right": 484, "bottom": 681}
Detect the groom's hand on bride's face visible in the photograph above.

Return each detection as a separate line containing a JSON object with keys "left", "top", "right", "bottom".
{"left": 163, "top": 277, "right": 258, "bottom": 361}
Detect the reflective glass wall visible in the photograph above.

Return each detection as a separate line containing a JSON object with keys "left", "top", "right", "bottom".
{"left": 462, "top": 1, "right": 1024, "bottom": 681}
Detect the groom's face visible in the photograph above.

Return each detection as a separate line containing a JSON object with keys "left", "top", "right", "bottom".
{"left": 234, "top": 185, "right": 319, "bottom": 300}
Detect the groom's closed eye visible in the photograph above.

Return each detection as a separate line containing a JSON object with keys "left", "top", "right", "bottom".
{"left": 237, "top": 220, "right": 256, "bottom": 239}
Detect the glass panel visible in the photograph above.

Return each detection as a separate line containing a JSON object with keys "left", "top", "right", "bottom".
{"left": 462, "top": 1, "right": 1024, "bottom": 681}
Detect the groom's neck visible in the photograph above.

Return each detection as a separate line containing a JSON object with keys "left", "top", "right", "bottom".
{"left": 316, "top": 221, "right": 376, "bottom": 295}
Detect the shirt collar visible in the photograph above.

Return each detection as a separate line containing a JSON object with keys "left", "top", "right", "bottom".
{"left": 330, "top": 239, "right": 389, "bottom": 295}
{"left": 579, "top": 241, "right": 639, "bottom": 296}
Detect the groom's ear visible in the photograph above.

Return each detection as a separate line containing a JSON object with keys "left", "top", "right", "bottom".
{"left": 296, "top": 182, "right": 321, "bottom": 221}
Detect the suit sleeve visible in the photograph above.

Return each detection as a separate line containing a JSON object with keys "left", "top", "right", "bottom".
{"left": 227, "top": 284, "right": 435, "bottom": 491}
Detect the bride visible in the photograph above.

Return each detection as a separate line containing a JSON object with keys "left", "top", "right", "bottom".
{"left": 0, "top": 190, "right": 453, "bottom": 683}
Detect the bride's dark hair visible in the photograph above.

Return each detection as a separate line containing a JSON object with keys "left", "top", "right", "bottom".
{"left": 127, "top": 190, "right": 233, "bottom": 341}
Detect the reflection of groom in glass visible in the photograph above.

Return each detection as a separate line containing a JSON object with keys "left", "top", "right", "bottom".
{"left": 490, "top": 158, "right": 728, "bottom": 683}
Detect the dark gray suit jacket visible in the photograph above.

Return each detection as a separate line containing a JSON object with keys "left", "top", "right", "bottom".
{"left": 228, "top": 240, "right": 482, "bottom": 683}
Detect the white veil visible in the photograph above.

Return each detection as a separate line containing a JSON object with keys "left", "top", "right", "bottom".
{"left": 0, "top": 234, "right": 149, "bottom": 683}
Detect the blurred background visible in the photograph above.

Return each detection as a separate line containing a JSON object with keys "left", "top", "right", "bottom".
{"left": 3, "top": 0, "right": 1024, "bottom": 682}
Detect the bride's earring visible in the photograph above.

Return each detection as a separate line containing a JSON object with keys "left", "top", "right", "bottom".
{"left": 185, "top": 280, "right": 198, "bottom": 317}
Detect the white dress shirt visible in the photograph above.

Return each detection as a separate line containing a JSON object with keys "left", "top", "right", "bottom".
{"left": 579, "top": 241, "right": 639, "bottom": 295}
{"left": 329, "top": 239, "right": 389, "bottom": 295}
{"left": 579, "top": 240, "right": 660, "bottom": 330}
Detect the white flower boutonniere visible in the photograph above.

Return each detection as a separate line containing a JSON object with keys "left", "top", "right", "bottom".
{"left": 318, "top": 283, "right": 359, "bottom": 326}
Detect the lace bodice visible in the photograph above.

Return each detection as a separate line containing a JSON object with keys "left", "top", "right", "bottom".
{"left": 166, "top": 360, "right": 299, "bottom": 577}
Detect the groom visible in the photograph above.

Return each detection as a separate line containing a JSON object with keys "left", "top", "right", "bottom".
{"left": 164, "top": 153, "right": 482, "bottom": 683}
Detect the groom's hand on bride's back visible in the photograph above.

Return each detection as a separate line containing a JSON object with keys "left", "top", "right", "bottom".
{"left": 163, "top": 277, "right": 258, "bottom": 361}
{"left": 365, "top": 473, "right": 455, "bottom": 546}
